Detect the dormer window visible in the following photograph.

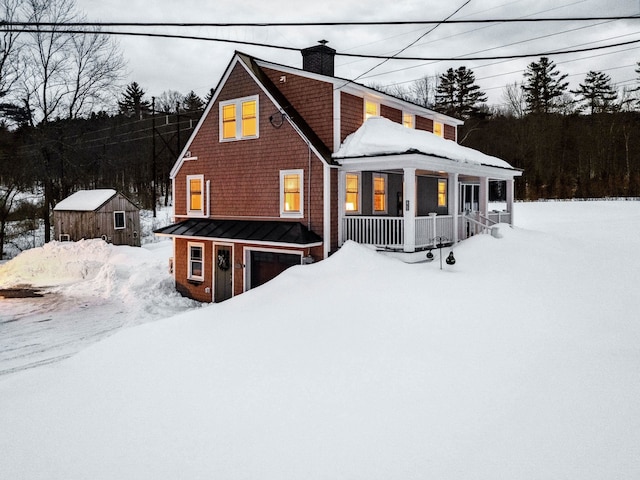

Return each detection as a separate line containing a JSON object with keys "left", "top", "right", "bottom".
{"left": 364, "top": 100, "right": 379, "bottom": 120}
{"left": 220, "top": 95, "right": 259, "bottom": 141}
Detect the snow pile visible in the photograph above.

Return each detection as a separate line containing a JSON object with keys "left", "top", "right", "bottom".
{"left": 334, "top": 116, "right": 514, "bottom": 169}
{"left": 0, "top": 201, "right": 639, "bottom": 479}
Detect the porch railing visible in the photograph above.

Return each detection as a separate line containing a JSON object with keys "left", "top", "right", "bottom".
{"left": 342, "top": 215, "right": 454, "bottom": 249}
{"left": 488, "top": 211, "right": 511, "bottom": 224}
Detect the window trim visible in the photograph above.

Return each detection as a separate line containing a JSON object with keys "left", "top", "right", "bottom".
{"left": 280, "top": 169, "right": 304, "bottom": 218}
{"left": 188, "top": 242, "right": 205, "bottom": 282}
{"left": 372, "top": 172, "right": 388, "bottom": 214}
{"left": 113, "top": 211, "right": 126, "bottom": 230}
{"left": 187, "top": 174, "right": 205, "bottom": 216}
{"left": 345, "top": 172, "right": 361, "bottom": 214}
{"left": 219, "top": 95, "right": 259, "bottom": 141}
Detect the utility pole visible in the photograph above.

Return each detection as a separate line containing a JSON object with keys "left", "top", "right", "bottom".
{"left": 152, "top": 96, "right": 157, "bottom": 218}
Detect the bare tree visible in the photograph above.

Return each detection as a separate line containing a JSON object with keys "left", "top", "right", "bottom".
{"left": 502, "top": 82, "right": 526, "bottom": 118}
{"left": 155, "top": 90, "right": 184, "bottom": 114}
{"left": 410, "top": 75, "right": 437, "bottom": 109}
{"left": 0, "top": 0, "right": 25, "bottom": 124}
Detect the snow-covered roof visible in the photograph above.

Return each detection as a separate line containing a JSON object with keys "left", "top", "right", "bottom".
{"left": 54, "top": 189, "right": 117, "bottom": 211}
{"left": 333, "top": 117, "right": 514, "bottom": 170}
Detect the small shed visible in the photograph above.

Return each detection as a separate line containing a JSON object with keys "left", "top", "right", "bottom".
{"left": 53, "top": 189, "right": 141, "bottom": 246}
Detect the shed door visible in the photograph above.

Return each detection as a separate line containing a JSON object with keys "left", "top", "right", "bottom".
{"left": 249, "top": 251, "right": 300, "bottom": 289}
{"left": 214, "top": 246, "right": 233, "bottom": 302}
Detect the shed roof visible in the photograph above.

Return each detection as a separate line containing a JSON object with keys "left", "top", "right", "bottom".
{"left": 154, "top": 219, "right": 323, "bottom": 247}
{"left": 54, "top": 189, "right": 118, "bottom": 212}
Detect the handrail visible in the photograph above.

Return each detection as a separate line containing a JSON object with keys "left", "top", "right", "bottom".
{"left": 477, "top": 213, "right": 498, "bottom": 226}
{"left": 463, "top": 213, "right": 496, "bottom": 235}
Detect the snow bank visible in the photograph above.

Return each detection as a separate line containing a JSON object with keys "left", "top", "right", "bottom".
{"left": 0, "top": 201, "right": 639, "bottom": 479}
{"left": 334, "top": 116, "right": 514, "bottom": 169}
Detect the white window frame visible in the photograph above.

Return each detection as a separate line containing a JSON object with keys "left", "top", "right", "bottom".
{"left": 345, "top": 172, "right": 361, "bottom": 214}
{"left": 219, "top": 95, "right": 259, "bottom": 142}
{"left": 364, "top": 99, "right": 380, "bottom": 120}
{"left": 403, "top": 112, "right": 415, "bottom": 129}
{"left": 113, "top": 211, "right": 125, "bottom": 230}
{"left": 280, "top": 169, "right": 304, "bottom": 218}
{"left": 187, "top": 174, "right": 205, "bottom": 216}
{"left": 188, "top": 242, "right": 205, "bottom": 282}
{"left": 372, "top": 172, "right": 388, "bottom": 214}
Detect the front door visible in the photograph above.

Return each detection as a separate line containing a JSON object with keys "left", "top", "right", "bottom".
{"left": 460, "top": 183, "right": 480, "bottom": 213}
{"left": 214, "top": 245, "right": 233, "bottom": 302}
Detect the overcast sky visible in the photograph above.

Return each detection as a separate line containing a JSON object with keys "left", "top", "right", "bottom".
{"left": 74, "top": 0, "right": 640, "bottom": 108}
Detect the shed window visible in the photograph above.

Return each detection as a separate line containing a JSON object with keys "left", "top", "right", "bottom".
{"left": 188, "top": 242, "right": 204, "bottom": 281}
{"left": 114, "top": 211, "right": 125, "bottom": 229}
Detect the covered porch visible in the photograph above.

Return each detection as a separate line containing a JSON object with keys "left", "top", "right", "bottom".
{"left": 334, "top": 118, "right": 522, "bottom": 253}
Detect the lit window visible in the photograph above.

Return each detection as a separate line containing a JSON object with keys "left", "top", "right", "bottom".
{"left": 114, "top": 211, "right": 125, "bottom": 229}
{"left": 188, "top": 243, "right": 204, "bottom": 281}
{"left": 438, "top": 179, "right": 447, "bottom": 207}
{"left": 434, "top": 121, "right": 443, "bottom": 137}
{"left": 187, "top": 175, "right": 204, "bottom": 215}
{"left": 373, "top": 173, "right": 387, "bottom": 213}
{"left": 365, "top": 100, "right": 379, "bottom": 119}
{"left": 280, "top": 169, "right": 303, "bottom": 218}
{"left": 220, "top": 96, "right": 259, "bottom": 141}
{"left": 345, "top": 173, "right": 360, "bottom": 212}
{"left": 403, "top": 113, "right": 415, "bottom": 129}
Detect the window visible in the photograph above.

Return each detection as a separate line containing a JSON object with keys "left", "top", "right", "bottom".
{"left": 372, "top": 173, "right": 387, "bottom": 213}
{"left": 345, "top": 172, "right": 360, "bottom": 213}
{"left": 403, "top": 112, "right": 415, "bottom": 129}
{"left": 187, "top": 175, "right": 204, "bottom": 215}
{"left": 433, "top": 121, "right": 444, "bottom": 137}
{"left": 365, "top": 100, "right": 379, "bottom": 120}
{"left": 114, "top": 211, "right": 125, "bottom": 229}
{"left": 437, "top": 179, "right": 447, "bottom": 207}
{"left": 188, "top": 242, "right": 204, "bottom": 281}
{"left": 220, "top": 96, "right": 258, "bottom": 141}
{"left": 280, "top": 169, "right": 303, "bottom": 218}
{"left": 59, "top": 234, "right": 70, "bottom": 242}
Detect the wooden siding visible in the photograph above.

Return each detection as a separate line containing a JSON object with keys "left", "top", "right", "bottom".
{"left": 340, "top": 92, "right": 364, "bottom": 143}
{"left": 54, "top": 193, "right": 141, "bottom": 246}
{"left": 444, "top": 124, "right": 456, "bottom": 141}
{"left": 261, "top": 67, "right": 334, "bottom": 150}
{"left": 380, "top": 104, "right": 402, "bottom": 124}
{"left": 416, "top": 115, "right": 434, "bottom": 133}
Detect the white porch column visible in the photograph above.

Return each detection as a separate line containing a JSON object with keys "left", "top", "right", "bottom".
{"left": 403, "top": 167, "right": 416, "bottom": 253}
{"left": 479, "top": 176, "right": 489, "bottom": 218}
{"left": 506, "top": 178, "right": 515, "bottom": 226}
{"left": 448, "top": 172, "right": 459, "bottom": 244}
{"left": 337, "top": 170, "right": 346, "bottom": 247}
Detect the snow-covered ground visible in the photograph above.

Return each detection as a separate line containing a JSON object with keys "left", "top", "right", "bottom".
{"left": 1, "top": 200, "right": 639, "bottom": 479}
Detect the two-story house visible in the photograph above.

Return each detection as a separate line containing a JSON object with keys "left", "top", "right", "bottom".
{"left": 155, "top": 42, "right": 522, "bottom": 302}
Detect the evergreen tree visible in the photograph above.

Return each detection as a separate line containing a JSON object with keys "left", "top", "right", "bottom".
{"left": 572, "top": 71, "right": 618, "bottom": 114}
{"left": 435, "top": 66, "right": 487, "bottom": 119}
{"left": 118, "top": 81, "right": 151, "bottom": 119}
{"left": 182, "top": 90, "right": 205, "bottom": 112}
{"left": 522, "top": 57, "right": 569, "bottom": 114}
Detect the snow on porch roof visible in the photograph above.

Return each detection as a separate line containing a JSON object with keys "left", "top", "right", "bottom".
{"left": 333, "top": 117, "right": 515, "bottom": 170}
{"left": 54, "top": 189, "right": 117, "bottom": 212}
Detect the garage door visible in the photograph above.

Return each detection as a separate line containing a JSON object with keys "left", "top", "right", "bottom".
{"left": 249, "top": 251, "right": 301, "bottom": 289}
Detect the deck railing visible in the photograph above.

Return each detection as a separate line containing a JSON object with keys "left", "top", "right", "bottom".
{"left": 342, "top": 215, "right": 455, "bottom": 249}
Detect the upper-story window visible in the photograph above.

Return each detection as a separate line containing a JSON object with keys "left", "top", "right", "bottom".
{"left": 433, "top": 121, "right": 444, "bottom": 138}
{"left": 364, "top": 100, "right": 379, "bottom": 120}
{"left": 372, "top": 173, "right": 387, "bottom": 214}
{"left": 345, "top": 172, "right": 361, "bottom": 213}
{"left": 220, "top": 95, "right": 259, "bottom": 141}
{"left": 187, "top": 174, "right": 204, "bottom": 215}
{"left": 403, "top": 113, "right": 415, "bottom": 129}
{"left": 280, "top": 169, "right": 304, "bottom": 218}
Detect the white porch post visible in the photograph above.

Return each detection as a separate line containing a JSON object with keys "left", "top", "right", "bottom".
{"left": 479, "top": 176, "right": 489, "bottom": 218}
{"left": 337, "top": 170, "right": 346, "bottom": 247}
{"left": 403, "top": 167, "right": 416, "bottom": 253}
{"left": 448, "top": 172, "right": 459, "bottom": 243}
{"left": 506, "top": 178, "right": 515, "bottom": 226}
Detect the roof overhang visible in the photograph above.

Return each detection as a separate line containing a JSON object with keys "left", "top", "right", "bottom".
{"left": 336, "top": 152, "right": 523, "bottom": 180}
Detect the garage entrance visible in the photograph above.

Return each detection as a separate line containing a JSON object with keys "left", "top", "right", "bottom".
{"left": 248, "top": 250, "right": 302, "bottom": 290}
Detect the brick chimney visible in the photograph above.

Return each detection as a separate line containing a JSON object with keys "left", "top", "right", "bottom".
{"left": 301, "top": 40, "right": 335, "bottom": 77}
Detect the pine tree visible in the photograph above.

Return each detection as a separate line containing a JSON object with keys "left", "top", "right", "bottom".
{"left": 435, "top": 66, "right": 487, "bottom": 119}
{"left": 118, "top": 82, "right": 151, "bottom": 119}
{"left": 182, "top": 90, "right": 204, "bottom": 112}
{"left": 572, "top": 71, "right": 618, "bottom": 114}
{"left": 522, "top": 57, "right": 569, "bottom": 114}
